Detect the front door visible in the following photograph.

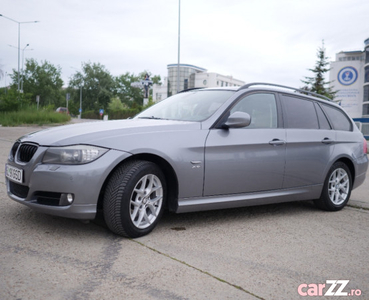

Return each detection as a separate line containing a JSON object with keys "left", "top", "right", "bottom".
{"left": 204, "top": 93, "right": 286, "bottom": 196}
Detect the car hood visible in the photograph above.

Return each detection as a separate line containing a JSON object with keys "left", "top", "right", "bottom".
{"left": 19, "top": 119, "right": 201, "bottom": 149}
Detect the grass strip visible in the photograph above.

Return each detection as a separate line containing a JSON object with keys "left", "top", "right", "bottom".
{"left": 0, "top": 110, "right": 70, "bottom": 126}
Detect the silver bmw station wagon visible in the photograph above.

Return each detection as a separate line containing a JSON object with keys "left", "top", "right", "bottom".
{"left": 5, "top": 83, "right": 368, "bottom": 238}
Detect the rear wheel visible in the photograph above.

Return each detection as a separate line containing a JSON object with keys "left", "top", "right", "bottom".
{"left": 103, "top": 160, "right": 166, "bottom": 238}
{"left": 314, "top": 162, "right": 352, "bottom": 211}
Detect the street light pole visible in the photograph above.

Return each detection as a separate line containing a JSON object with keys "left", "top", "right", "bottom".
{"left": 80, "top": 86, "right": 82, "bottom": 119}
{"left": 21, "top": 44, "right": 33, "bottom": 92}
{"left": 0, "top": 14, "right": 39, "bottom": 96}
{"left": 8, "top": 43, "right": 33, "bottom": 93}
{"left": 176, "top": 0, "right": 181, "bottom": 94}
{"left": 21, "top": 44, "right": 29, "bottom": 73}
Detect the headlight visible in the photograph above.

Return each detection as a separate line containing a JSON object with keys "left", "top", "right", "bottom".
{"left": 42, "top": 145, "right": 108, "bottom": 165}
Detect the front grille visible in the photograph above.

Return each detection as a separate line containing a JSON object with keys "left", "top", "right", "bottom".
{"left": 9, "top": 181, "right": 29, "bottom": 199}
{"left": 10, "top": 142, "right": 20, "bottom": 160}
{"left": 18, "top": 144, "right": 38, "bottom": 163}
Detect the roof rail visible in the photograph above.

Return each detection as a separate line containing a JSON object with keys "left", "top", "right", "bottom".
{"left": 239, "top": 82, "right": 332, "bottom": 102}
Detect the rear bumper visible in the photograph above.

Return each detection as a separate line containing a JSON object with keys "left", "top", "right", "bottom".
{"left": 353, "top": 154, "right": 368, "bottom": 190}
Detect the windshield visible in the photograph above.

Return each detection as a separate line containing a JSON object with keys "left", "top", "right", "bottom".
{"left": 135, "top": 90, "right": 235, "bottom": 121}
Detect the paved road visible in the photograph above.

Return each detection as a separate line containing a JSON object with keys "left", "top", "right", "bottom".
{"left": 0, "top": 124, "right": 368, "bottom": 300}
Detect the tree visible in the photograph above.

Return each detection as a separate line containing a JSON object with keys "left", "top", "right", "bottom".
{"left": 114, "top": 72, "right": 144, "bottom": 107}
{"left": 0, "top": 88, "right": 23, "bottom": 111}
{"left": 114, "top": 71, "right": 161, "bottom": 108}
{"left": 108, "top": 97, "right": 125, "bottom": 111}
{"left": 10, "top": 58, "right": 64, "bottom": 107}
{"left": 68, "top": 66, "right": 162, "bottom": 114}
{"left": 301, "top": 41, "right": 336, "bottom": 100}
{"left": 69, "top": 62, "right": 114, "bottom": 113}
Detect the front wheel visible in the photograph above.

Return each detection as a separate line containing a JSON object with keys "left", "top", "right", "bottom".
{"left": 314, "top": 162, "right": 352, "bottom": 211}
{"left": 103, "top": 160, "right": 166, "bottom": 238}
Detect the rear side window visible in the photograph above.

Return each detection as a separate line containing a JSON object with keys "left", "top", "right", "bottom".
{"left": 321, "top": 104, "right": 352, "bottom": 131}
{"left": 282, "top": 95, "right": 319, "bottom": 129}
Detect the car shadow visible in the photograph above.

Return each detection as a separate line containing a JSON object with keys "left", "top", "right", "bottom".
{"left": 3, "top": 200, "right": 324, "bottom": 239}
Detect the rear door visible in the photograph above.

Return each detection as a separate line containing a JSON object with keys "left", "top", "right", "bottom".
{"left": 281, "top": 95, "right": 336, "bottom": 188}
{"left": 204, "top": 92, "right": 286, "bottom": 196}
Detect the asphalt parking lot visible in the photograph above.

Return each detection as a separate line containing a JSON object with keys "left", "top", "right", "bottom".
{"left": 0, "top": 124, "right": 368, "bottom": 300}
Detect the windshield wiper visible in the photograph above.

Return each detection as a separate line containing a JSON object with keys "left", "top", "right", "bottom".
{"left": 138, "top": 116, "right": 165, "bottom": 120}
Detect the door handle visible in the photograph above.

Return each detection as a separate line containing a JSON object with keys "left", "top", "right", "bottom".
{"left": 321, "top": 137, "right": 334, "bottom": 144}
{"left": 269, "top": 139, "right": 286, "bottom": 146}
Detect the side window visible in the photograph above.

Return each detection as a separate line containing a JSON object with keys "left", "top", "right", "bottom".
{"left": 321, "top": 104, "right": 352, "bottom": 131}
{"left": 230, "top": 93, "right": 277, "bottom": 128}
{"left": 315, "top": 103, "right": 331, "bottom": 130}
{"left": 282, "top": 95, "right": 319, "bottom": 129}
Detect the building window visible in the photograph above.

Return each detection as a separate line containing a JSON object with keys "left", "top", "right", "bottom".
{"left": 184, "top": 78, "right": 188, "bottom": 90}
{"left": 364, "top": 85, "right": 369, "bottom": 102}
{"left": 365, "top": 66, "right": 369, "bottom": 84}
{"left": 167, "top": 79, "right": 171, "bottom": 97}
{"left": 363, "top": 103, "right": 369, "bottom": 116}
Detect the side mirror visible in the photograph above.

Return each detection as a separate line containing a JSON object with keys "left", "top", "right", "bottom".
{"left": 222, "top": 111, "right": 251, "bottom": 129}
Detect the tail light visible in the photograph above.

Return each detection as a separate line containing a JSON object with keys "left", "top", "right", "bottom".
{"left": 364, "top": 138, "right": 368, "bottom": 154}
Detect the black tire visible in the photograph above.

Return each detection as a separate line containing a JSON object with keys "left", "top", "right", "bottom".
{"left": 314, "top": 162, "right": 352, "bottom": 211}
{"left": 103, "top": 160, "right": 166, "bottom": 238}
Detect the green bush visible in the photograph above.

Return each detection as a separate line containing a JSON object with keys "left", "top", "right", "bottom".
{"left": 0, "top": 89, "right": 33, "bottom": 112}
{"left": 0, "top": 96, "right": 20, "bottom": 112}
{"left": 0, "top": 109, "right": 70, "bottom": 127}
{"left": 0, "top": 89, "right": 20, "bottom": 112}
{"left": 108, "top": 108, "right": 141, "bottom": 120}
{"left": 80, "top": 108, "right": 141, "bottom": 120}
{"left": 82, "top": 110, "right": 100, "bottom": 119}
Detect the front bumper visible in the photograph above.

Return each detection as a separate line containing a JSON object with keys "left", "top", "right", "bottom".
{"left": 6, "top": 147, "right": 131, "bottom": 219}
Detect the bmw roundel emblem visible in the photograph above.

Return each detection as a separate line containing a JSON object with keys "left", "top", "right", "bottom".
{"left": 337, "top": 66, "right": 358, "bottom": 86}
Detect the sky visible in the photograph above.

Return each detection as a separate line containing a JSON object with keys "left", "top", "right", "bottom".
{"left": 1, "top": 0, "right": 369, "bottom": 89}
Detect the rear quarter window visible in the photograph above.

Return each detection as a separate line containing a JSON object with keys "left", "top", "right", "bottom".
{"left": 321, "top": 104, "right": 352, "bottom": 131}
{"left": 314, "top": 103, "right": 331, "bottom": 130}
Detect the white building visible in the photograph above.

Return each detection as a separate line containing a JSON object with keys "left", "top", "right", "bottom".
{"left": 329, "top": 38, "right": 369, "bottom": 138}
{"left": 194, "top": 72, "right": 245, "bottom": 89}
{"left": 152, "top": 77, "right": 168, "bottom": 102}
{"left": 329, "top": 50, "right": 365, "bottom": 118}
{"left": 152, "top": 64, "right": 245, "bottom": 102}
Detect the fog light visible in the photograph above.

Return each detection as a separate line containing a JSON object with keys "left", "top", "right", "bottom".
{"left": 60, "top": 193, "right": 74, "bottom": 206}
{"left": 67, "top": 193, "right": 74, "bottom": 204}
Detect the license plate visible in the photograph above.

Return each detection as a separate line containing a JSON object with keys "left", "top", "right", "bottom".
{"left": 5, "top": 164, "right": 23, "bottom": 184}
